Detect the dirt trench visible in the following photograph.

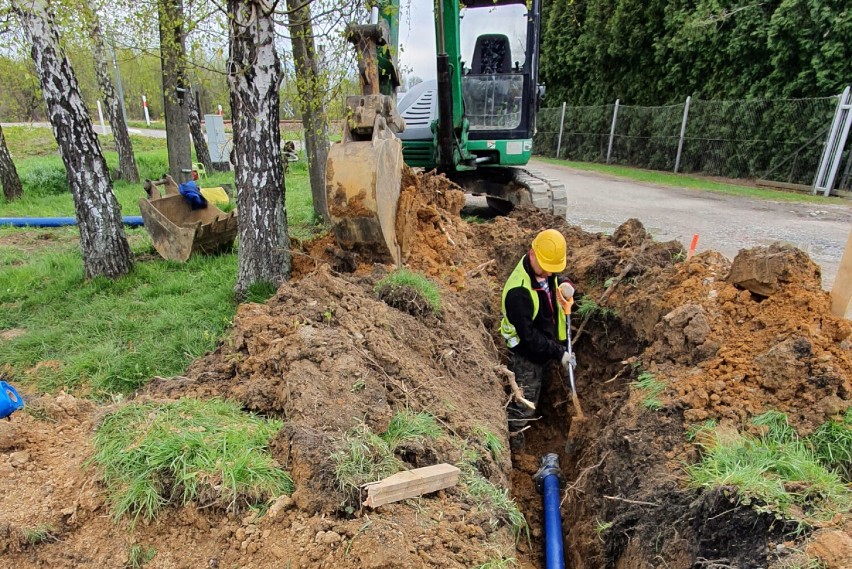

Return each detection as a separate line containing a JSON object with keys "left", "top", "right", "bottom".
{"left": 3, "top": 168, "right": 852, "bottom": 568}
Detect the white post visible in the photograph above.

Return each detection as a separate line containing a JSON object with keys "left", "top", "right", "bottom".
{"left": 217, "top": 104, "right": 223, "bottom": 116}
{"left": 96, "top": 100, "right": 106, "bottom": 134}
{"left": 823, "top": 89, "right": 852, "bottom": 196}
{"left": 556, "top": 102, "right": 567, "bottom": 159}
{"left": 142, "top": 95, "right": 151, "bottom": 126}
{"left": 606, "top": 99, "right": 620, "bottom": 164}
{"left": 674, "top": 95, "right": 691, "bottom": 173}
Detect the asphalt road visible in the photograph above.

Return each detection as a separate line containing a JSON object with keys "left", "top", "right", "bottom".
{"left": 528, "top": 159, "right": 852, "bottom": 290}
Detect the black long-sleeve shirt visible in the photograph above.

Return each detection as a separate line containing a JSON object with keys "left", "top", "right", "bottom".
{"left": 504, "top": 256, "right": 566, "bottom": 364}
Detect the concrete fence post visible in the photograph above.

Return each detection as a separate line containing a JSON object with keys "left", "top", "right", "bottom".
{"left": 556, "top": 102, "right": 567, "bottom": 159}
{"left": 606, "top": 99, "right": 620, "bottom": 164}
{"left": 674, "top": 95, "right": 691, "bottom": 173}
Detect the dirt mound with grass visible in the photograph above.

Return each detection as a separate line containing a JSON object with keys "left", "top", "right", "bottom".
{"left": 3, "top": 167, "right": 852, "bottom": 569}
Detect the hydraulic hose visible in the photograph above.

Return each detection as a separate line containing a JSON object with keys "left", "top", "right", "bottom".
{"left": 0, "top": 216, "right": 144, "bottom": 228}
{"left": 534, "top": 453, "right": 565, "bottom": 569}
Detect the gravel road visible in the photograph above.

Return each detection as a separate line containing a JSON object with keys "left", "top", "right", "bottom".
{"left": 528, "top": 159, "right": 852, "bottom": 290}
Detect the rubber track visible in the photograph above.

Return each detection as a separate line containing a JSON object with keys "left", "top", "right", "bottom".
{"left": 512, "top": 168, "right": 568, "bottom": 219}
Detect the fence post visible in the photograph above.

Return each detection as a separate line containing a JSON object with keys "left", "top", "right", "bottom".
{"left": 96, "top": 100, "right": 106, "bottom": 133}
{"left": 606, "top": 99, "right": 620, "bottom": 164}
{"left": 556, "top": 102, "right": 567, "bottom": 159}
{"left": 674, "top": 95, "right": 691, "bottom": 173}
{"left": 815, "top": 86, "right": 852, "bottom": 196}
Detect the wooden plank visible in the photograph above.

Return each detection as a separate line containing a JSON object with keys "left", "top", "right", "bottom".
{"left": 755, "top": 179, "right": 812, "bottom": 193}
{"left": 831, "top": 227, "right": 852, "bottom": 318}
{"left": 363, "top": 463, "right": 461, "bottom": 508}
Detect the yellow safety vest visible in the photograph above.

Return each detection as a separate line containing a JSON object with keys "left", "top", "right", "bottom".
{"left": 500, "top": 258, "right": 567, "bottom": 349}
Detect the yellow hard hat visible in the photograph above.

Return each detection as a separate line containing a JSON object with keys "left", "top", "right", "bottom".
{"left": 531, "top": 229, "right": 566, "bottom": 273}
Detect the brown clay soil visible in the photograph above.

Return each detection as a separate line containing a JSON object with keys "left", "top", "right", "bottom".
{"left": 3, "top": 169, "right": 852, "bottom": 568}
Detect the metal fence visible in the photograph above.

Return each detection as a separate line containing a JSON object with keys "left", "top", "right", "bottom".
{"left": 535, "top": 92, "right": 852, "bottom": 192}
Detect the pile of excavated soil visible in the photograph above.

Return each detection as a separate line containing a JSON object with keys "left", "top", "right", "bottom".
{"left": 2, "top": 167, "right": 852, "bottom": 569}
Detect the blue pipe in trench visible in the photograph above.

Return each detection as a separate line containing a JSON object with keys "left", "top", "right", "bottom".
{"left": 0, "top": 217, "right": 144, "bottom": 228}
{"left": 534, "top": 453, "right": 565, "bottom": 569}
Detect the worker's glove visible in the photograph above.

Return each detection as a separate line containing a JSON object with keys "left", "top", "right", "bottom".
{"left": 556, "top": 284, "right": 574, "bottom": 315}
{"left": 561, "top": 351, "right": 576, "bottom": 371}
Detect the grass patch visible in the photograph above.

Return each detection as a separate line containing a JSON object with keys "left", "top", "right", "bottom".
{"left": 126, "top": 544, "right": 157, "bottom": 568}
{"left": 687, "top": 411, "right": 852, "bottom": 524}
{"left": 332, "top": 410, "right": 442, "bottom": 507}
{"left": 809, "top": 408, "right": 852, "bottom": 481}
{"left": 473, "top": 556, "right": 518, "bottom": 569}
{"left": 375, "top": 268, "right": 442, "bottom": 317}
{"left": 0, "top": 236, "right": 237, "bottom": 395}
{"left": 21, "top": 524, "right": 58, "bottom": 545}
{"left": 630, "top": 371, "right": 666, "bottom": 410}
{"left": 533, "top": 157, "right": 845, "bottom": 204}
{"left": 575, "top": 296, "right": 616, "bottom": 320}
{"left": 90, "top": 398, "right": 291, "bottom": 524}
{"left": 472, "top": 425, "right": 504, "bottom": 461}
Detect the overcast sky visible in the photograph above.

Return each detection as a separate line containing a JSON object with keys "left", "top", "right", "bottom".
{"left": 398, "top": 0, "right": 438, "bottom": 82}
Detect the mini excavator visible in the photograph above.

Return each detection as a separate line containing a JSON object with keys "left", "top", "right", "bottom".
{"left": 326, "top": 0, "right": 566, "bottom": 264}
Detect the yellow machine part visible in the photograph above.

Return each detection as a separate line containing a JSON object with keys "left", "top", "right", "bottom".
{"left": 326, "top": 118, "right": 403, "bottom": 265}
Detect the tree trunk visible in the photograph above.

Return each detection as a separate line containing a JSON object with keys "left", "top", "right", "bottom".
{"left": 285, "top": 0, "right": 330, "bottom": 222}
{"left": 228, "top": 0, "right": 291, "bottom": 296}
{"left": 0, "top": 124, "right": 23, "bottom": 201}
{"left": 158, "top": 0, "right": 192, "bottom": 182}
{"left": 90, "top": 17, "right": 139, "bottom": 183}
{"left": 14, "top": 0, "right": 133, "bottom": 279}
{"left": 188, "top": 88, "right": 213, "bottom": 174}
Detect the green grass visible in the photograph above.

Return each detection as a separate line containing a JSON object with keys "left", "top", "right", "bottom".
{"left": 90, "top": 398, "right": 292, "bottom": 524}
{"left": 575, "top": 296, "right": 616, "bottom": 320}
{"left": 472, "top": 425, "right": 505, "bottom": 461}
{"left": 687, "top": 411, "right": 852, "bottom": 524}
{"left": 332, "top": 410, "right": 442, "bottom": 506}
{"left": 0, "top": 127, "right": 321, "bottom": 396}
{"left": 374, "top": 268, "right": 442, "bottom": 316}
{"left": 127, "top": 544, "right": 157, "bottom": 568}
{"left": 808, "top": 408, "right": 852, "bottom": 481}
{"left": 630, "top": 371, "right": 666, "bottom": 410}
{"left": 534, "top": 157, "right": 845, "bottom": 204}
{"left": 21, "top": 524, "right": 57, "bottom": 545}
{"left": 0, "top": 234, "right": 237, "bottom": 395}
{"left": 473, "top": 556, "right": 518, "bottom": 569}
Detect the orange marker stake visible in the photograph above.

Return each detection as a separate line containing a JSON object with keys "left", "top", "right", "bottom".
{"left": 687, "top": 234, "right": 699, "bottom": 260}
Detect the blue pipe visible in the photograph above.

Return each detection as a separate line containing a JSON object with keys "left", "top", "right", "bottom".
{"left": 534, "top": 453, "right": 565, "bottom": 569}
{"left": 0, "top": 381, "right": 24, "bottom": 420}
{"left": 0, "top": 216, "right": 144, "bottom": 228}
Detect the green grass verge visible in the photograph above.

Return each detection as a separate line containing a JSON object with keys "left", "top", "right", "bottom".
{"left": 687, "top": 411, "right": 852, "bottom": 524}
{"left": 90, "top": 398, "right": 292, "bottom": 524}
{"left": 0, "top": 129, "right": 321, "bottom": 396}
{"left": 534, "top": 157, "right": 845, "bottom": 204}
{"left": 0, "top": 232, "right": 237, "bottom": 395}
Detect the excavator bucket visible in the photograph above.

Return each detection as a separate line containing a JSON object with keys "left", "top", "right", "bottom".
{"left": 326, "top": 116, "right": 404, "bottom": 265}
{"left": 139, "top": 176, "right": 238, "bottom": 262}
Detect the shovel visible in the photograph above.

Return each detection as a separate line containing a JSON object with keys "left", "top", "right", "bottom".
{"left": 559, "top": 284, "right": 586, "bottom": 452}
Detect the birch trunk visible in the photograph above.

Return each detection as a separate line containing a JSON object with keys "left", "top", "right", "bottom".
{"left": 90, "top": 18, "right": 139, "bottom": 182}
{"left": 14, "top": 0, "right": 133, "bottom": 279}
{"left": 0, "top": 124, "right": 23, "bottom": 201}
{"left": 158, "top": 0, "right": 192, "bottom": 181}
{"left": 286, "top": 0, "right": 330, "bottom": 222}
{"left": 188, "top": 89, "right": 212, "bottom": 174}
{"left": 228, "top": 0, "right": 291, "bottom": 296}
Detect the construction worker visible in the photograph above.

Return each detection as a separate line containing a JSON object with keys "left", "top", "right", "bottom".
{"left": 500, "top": 229, "right": 574, "bottom": 448}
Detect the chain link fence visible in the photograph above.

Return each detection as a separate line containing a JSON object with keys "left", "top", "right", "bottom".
{"left": 535, "top": 94, "right": 850, "bottom": 190}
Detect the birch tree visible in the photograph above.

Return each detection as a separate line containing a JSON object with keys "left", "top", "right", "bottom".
{"left": 188, "top": 87, "right": 213, "bottom": 174}
{"left": 87, "top": 13, "right": 139, "bottom": 182}
{"left": 158, "top": 0, "right": 192, "bottom": 181}
{"left": 229, "top": 0, "right": 290, "bottom": 296}
{"left": 0, "top": 123, "right": 23, "bottom": 201}
{"left": 13, "top": 0, "right": 133, "bottom": 279}
{"left": 285, "top": 0, "right": 329, "bottom": 221}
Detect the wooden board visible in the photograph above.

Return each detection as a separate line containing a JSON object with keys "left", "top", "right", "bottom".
{"left": 363, "top": 463, "right": 461, "bottom": 508}
{"left": 831, "top": 227, "right": 852, "bottom": 318}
